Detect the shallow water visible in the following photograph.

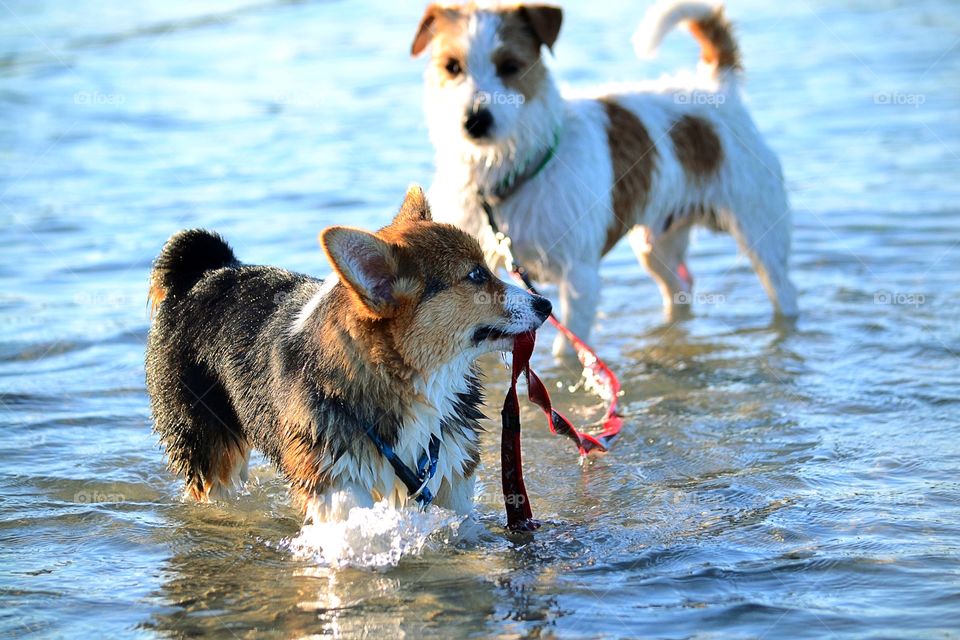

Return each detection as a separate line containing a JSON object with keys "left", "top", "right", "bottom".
{"left": 2, "top": 0, "right": 959, "bottom": 637}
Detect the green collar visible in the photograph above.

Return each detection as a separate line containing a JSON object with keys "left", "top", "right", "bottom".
{"left": 489, "top": 125, "right": 562, "bottom": 202}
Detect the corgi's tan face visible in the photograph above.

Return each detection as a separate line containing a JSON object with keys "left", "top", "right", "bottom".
{"left": 320, "top": 187, "right": 550, "bottom": 373}
{"left": 411, "top": 4, "right": 562, "bottom": 145}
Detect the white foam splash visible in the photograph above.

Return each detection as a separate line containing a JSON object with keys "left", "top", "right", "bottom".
{"left": 285, "top": 501, "right": 467, "bottom": 569}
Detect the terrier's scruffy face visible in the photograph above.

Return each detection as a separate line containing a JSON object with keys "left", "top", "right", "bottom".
{"left": 411, "top": 4, "right": 562, "bottom": 146}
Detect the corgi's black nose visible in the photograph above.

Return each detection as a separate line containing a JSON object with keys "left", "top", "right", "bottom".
{"left": 532, "top": 295, "right": 552, "bottom": 321}
{"left": 465, "top": 108, "right": 493, "bottom": 139}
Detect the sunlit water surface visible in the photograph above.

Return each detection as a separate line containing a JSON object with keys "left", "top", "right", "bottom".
{"left": 2, "top": 0, "right": 959, "bottom": 637}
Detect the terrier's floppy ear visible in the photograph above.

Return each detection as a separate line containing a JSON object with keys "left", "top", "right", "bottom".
{"left": 519, "top": 5, "right": 563, "bottom": 51}
{"left": 320, "top": 227, "right": 399, "bottom": 318}
{"left": 411, "top": 4, "right": 444, "bottom": 56}
{"left": 393, "top": 185, "right": 433, "bottom": 224}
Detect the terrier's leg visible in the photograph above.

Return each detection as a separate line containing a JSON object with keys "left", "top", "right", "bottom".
{"left": 553, "top": 264, "right": 602, "bottom": 357}
{"left": 630, "top": 225, "right": 694, "bottom": 317}
{"left": 728, "top": 207, "right": 798, "bottom": 317}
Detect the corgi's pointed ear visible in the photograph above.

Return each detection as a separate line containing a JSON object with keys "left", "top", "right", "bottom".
{"left": 519, "top": 5, "right": 563, "bottom": 51}
{"left": 320, "top": 227, "right": 399, "bottom": 318}
{"left": 394, "top": 185, "right": 432, "bottom": 224}
{"left": 411, "top": 4, "right": 442, "bottom": 56}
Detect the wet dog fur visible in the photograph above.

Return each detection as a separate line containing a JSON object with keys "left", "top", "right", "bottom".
{"left": 146, "top": 187, "right": 551, "bottom": 521}
{"left": 412, "top": 1, "right": 798, "bottom": 356}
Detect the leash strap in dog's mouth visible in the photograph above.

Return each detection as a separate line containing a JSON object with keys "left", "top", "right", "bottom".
{"left": 481, "top": 197, "right": 624, "bottom": 459}
{"left": 501, "top": 331, "right": 537, "bottom": 531}
{"left": 519, "top": 267, "right": 623, "bottom": 455}
{"left": 481, "top": 164, "right": 624, "bottom": 529}
{"left": 502, "top": 330, "right": 624, "bottom": 530}
{"left": 365, "top": 430, "right": 441, "bottom": 507}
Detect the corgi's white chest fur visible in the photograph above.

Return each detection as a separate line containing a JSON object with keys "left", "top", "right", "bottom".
{"left": 312, "top": 356, "right": 480, "bottom": 522}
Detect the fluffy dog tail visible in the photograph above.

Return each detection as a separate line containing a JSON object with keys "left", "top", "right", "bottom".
{"left": 633, "top": 1, "right": 742, "bottom": 80}
{"left": 149, "top": 229, "right": 237, "bottom": 314}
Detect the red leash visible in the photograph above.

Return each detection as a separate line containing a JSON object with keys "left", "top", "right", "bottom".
{"left": 481, "top": 197, "right": 623, "bottom": 457}
{"left": 479, "top": 193, "right": 624, "bottom": 529}
{"left": 501, "top": 328, "right": 623, "bottom": 531}
{"left": 501, "top": 331, "right": 538, "bottom": 531}
{"left": 509, "top": 267, "right": 623, "bottom": 456}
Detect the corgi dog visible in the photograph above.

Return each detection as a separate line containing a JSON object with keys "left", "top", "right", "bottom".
{"left": 412, "top": 1, "right": 798, "bottom": 356}
{"left": 145, "top": 187, "right": 551, "bottom": 521}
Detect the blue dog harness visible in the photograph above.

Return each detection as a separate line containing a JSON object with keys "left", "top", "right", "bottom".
{"left": 365, "top": 430, "right": 442, "bottom": 507}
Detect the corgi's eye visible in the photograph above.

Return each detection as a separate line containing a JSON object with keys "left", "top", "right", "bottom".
{"left": 496, "top": 59, "right": 522, "bottom": 77}
{"left": 466, "top": 265, "right": 489, "bottom": 284}
{"left": 444, "top": 58, "right": 462, "bottom": 77}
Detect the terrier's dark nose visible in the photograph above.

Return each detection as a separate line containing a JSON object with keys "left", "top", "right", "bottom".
{"left": 464, "top": 108, "right": 494, "bottom": 139}
{"left": 532, "top": 295, "right": 552, "bottom": 321}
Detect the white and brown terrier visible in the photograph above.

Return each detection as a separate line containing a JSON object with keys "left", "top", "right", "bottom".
{"left": 412, "top": 0, "right": 798, "bottom": 355}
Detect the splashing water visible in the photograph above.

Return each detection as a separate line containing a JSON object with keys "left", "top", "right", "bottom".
{"left": 285, "top": 501, "right": 468, "bottom": 569}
